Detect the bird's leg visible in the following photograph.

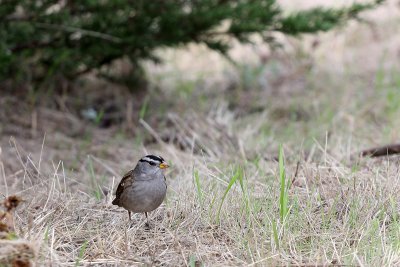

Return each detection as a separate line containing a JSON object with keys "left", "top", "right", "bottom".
{"left": 144, "top": 212, "right": 150, "bottom": 228}
{"left": 128, "top": 210, "right": 131, "bottom": 221}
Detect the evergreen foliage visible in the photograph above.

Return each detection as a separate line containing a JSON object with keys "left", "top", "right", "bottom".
{"left": 0, "top": 0, "right": 383, "bottom": 91}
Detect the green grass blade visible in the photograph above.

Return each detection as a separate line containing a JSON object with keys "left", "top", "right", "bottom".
{"left": 94, "top": 109, "right": 105, "bottom": 125}
{"left": 88, "top": 157, "right": 101, "bottom": 200}
{"left": 279, "top": 144, "right": 288, "bottom": 222}
{"left": 216, "top": 167, "right": 241, "bottom": 223}
{"left": 194, "top": 169, "right": 203, "bottom": 207}
{"left": 43, "top": 225, "right": 49, "bottom": 242}
{"left": 75, "top": 240, "right": 88, "bottom": 267}
{"left": 272, "top": 220, "right": 280, "bottom": 250}
{"left": 139, "top": 96, "right": 149, "bottom": 120}
{"left": 237, "top": 167, "right": 250, "bottom": 217}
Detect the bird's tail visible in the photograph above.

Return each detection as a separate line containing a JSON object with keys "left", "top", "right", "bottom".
{"left": 112, "top": 198, "right": 119, "bottom": 206}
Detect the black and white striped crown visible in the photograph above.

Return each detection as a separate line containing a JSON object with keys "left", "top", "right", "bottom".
{"left": 139, "top": 155, "right": 165, "bottom": 166}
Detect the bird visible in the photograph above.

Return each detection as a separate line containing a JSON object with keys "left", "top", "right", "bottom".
{"left": 112, "top": 155, "right": 169, "bottom": 225}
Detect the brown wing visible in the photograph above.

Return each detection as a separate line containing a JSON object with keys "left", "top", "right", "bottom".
{"left": 112, "top": 170, "right": 134, "bottom": 206}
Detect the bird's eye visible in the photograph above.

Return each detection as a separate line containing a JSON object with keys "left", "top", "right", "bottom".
{"left": 148, "top": 162, "right": 156, "bottom": 166}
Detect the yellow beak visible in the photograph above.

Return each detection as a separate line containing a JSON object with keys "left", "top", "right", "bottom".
{"left": 159, "top": 162, "right": 169, "bottom": 169}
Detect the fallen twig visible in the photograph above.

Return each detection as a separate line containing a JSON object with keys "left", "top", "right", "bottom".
{"left": 359, "top": 143, "right": 400, "bottom": 157}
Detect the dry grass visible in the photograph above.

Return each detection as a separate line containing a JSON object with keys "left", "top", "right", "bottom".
{"left": 1, "top": 1, "right": 400, "bottom": 266}
{"left": 2, "top": 118, "right": 400, "bottom": 266}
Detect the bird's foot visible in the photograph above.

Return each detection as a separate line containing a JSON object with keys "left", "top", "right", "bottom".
{"left": 129, "top": 221, "right": 136, "bottom": 229}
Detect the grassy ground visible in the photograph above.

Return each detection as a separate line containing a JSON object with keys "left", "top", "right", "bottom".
{"left": 1, "top": 1, "right": 400, "bottom": 266}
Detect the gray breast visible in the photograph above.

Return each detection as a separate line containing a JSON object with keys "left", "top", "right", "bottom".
{"left": 120, "top": 175, "right": 167, "bottom": 213}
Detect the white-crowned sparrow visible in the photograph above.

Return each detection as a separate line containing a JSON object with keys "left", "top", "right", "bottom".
{"left": 112, "top": 155, "right": 169, "bottom": 223}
